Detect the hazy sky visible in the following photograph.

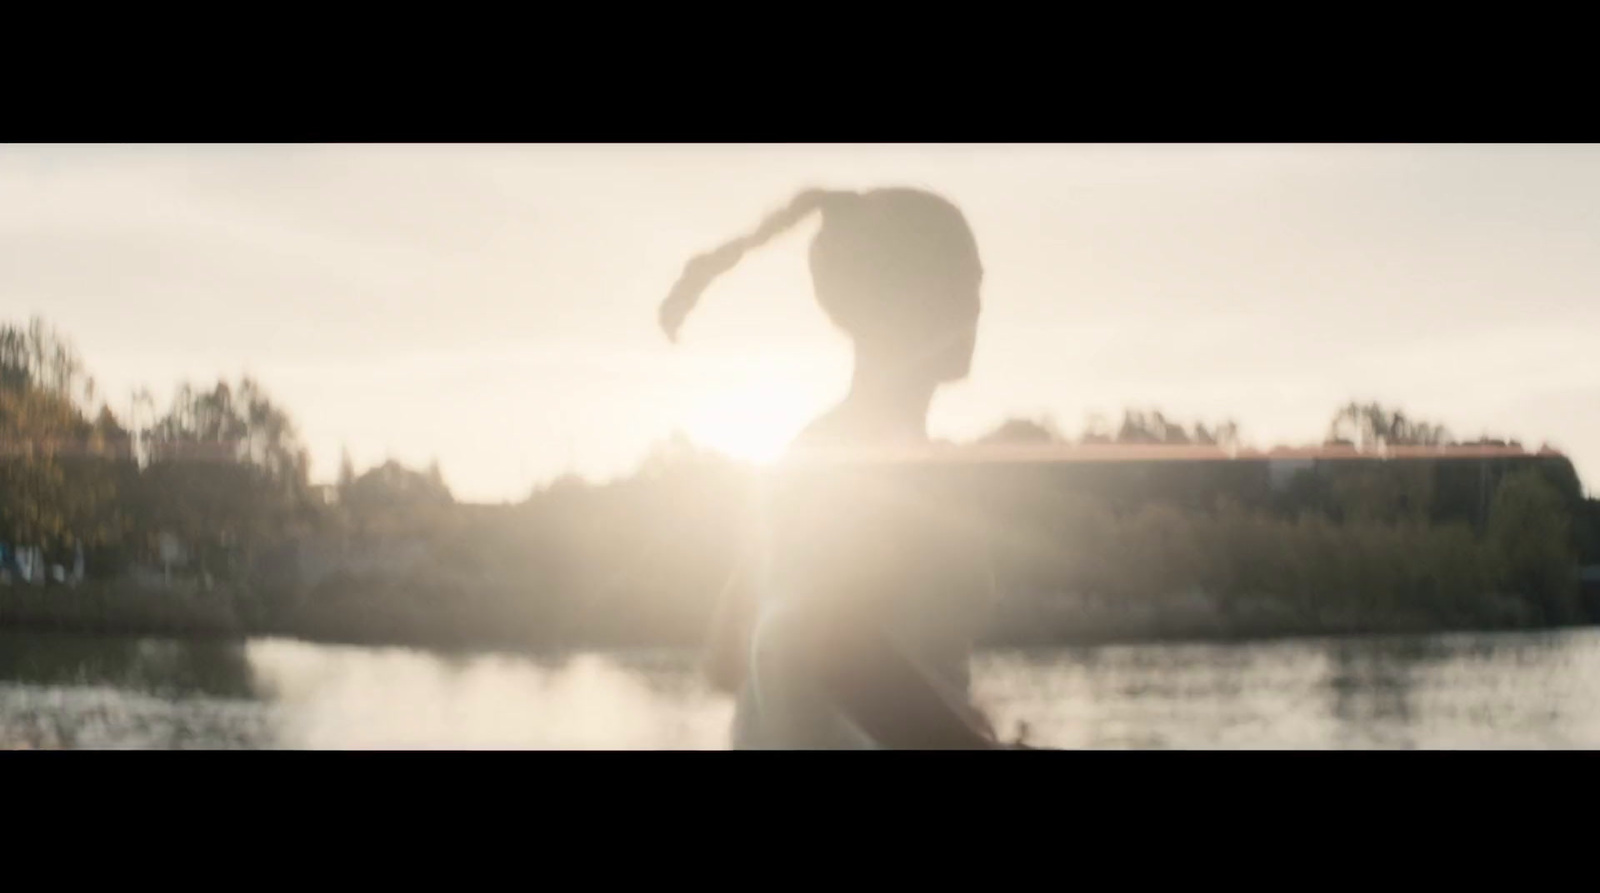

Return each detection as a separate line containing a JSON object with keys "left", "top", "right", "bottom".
{"left": 4, "top": 144, "right": 1598, "bottom": 502}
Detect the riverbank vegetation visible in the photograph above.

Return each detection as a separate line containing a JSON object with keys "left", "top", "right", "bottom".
{"left": 4, "top": 316, "right": 1598, "bottom": 652}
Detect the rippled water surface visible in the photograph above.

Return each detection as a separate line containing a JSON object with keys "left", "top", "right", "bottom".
{"left": 3, "top": 629, "right": 1597, "bottom": 748}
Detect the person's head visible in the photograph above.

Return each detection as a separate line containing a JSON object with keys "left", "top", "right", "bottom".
{"left": 660, "top": 187, "right": 984, "bottom": 387}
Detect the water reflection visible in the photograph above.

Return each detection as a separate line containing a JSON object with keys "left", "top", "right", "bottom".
{"left": 1322, "top": 636, "right": 1447, "bottom": 749}
{"left": 976, "top": 631, "right": 1600, "bottom": 750}
{"left": 0, "top": 633, "right": 258, "bottom": 700}
{"left": 2, "top": 629, "right": 1598, "bottom": 749}
{"left": 245, "top": 641, "right": 733, "bottom": 750}
{"left": 0, "top": 633, "right": 269, "bottom": 749}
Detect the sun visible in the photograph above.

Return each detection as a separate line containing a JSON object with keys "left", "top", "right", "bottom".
{"left": 682, "top": 380, "right": 814, "bottom": 465}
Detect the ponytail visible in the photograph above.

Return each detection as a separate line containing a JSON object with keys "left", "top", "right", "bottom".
{"left": 659, "top": 188, "right": 853, "bottom": 342}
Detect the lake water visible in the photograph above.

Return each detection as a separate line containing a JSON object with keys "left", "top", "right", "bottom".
{"left": 2, "top": 628, "right": 1597, "bottom": 749}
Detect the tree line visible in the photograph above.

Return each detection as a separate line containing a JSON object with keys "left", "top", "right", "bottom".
{"left": 2, "top": 316, "right": 1597, "bottom": 651}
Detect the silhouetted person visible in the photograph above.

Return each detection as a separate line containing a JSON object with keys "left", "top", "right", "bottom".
{"left": 662, "top": 187, "right": 1007, "bottom": 749}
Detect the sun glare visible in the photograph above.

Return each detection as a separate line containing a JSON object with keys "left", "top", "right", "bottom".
{"left": 683, "top": 380, "right": 815, "bottom": 465}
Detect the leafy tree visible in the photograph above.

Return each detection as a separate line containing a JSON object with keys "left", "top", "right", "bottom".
{"left": 978, "top": 417, "right": 1059, "bottom": 444}
{"left": 1094, "top": 409, "right": 1240, "bottom": 447}
{"left": 1327, "top": 401, "right": 1451, "bottom": 451}
{"left": 0, "top": 316, "right": 96, "bottom": 406}
{"left": 343, "top": 458, "right": 454, "bottom": 529}
{"left": 1488, "top": 468, "right": 1579, "bottom": 623}
{"left": 134, "top": 376, "right": 314, "bottom": 583}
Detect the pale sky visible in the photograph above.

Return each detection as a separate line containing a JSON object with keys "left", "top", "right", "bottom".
{"left": 4, "top": 144, "right": 1598, "bottom": 502}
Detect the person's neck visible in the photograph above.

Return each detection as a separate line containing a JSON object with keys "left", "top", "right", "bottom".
{"left": 836, "top": 352, "right": 938, "bottom": 444}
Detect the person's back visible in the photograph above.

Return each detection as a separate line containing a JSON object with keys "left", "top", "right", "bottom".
{"left": 662, "top": 186, "right": 1004, "bottom": 750}
{"left": 736, "top": 434, "right": 997, "bottom": 748}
